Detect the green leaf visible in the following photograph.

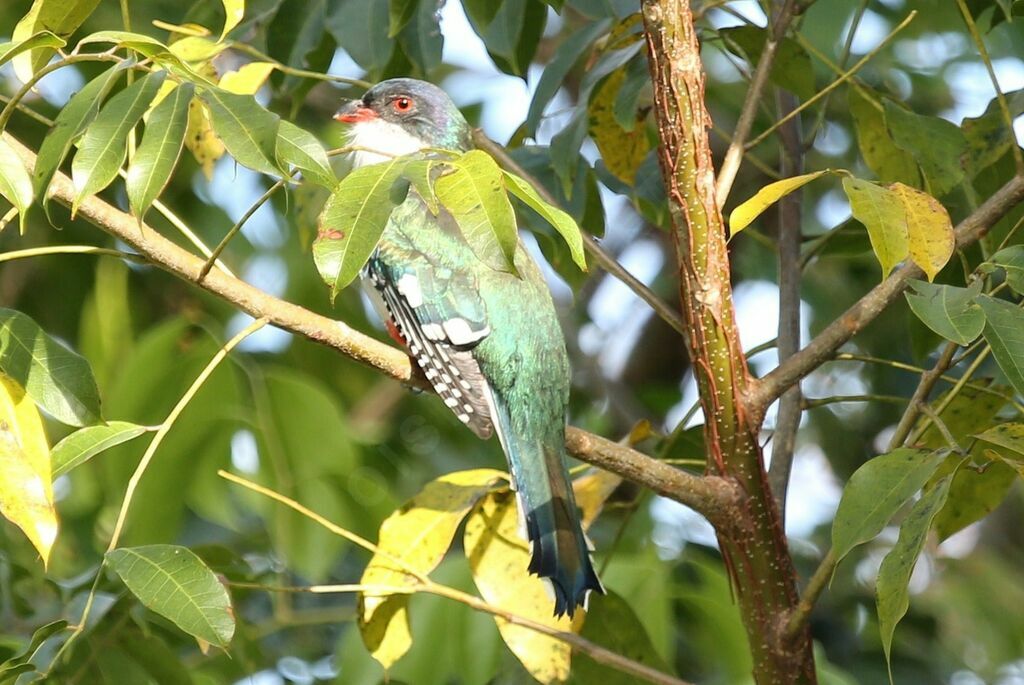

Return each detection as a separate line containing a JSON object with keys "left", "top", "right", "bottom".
{"left": 126, "top": 82, "right": 193, "bottom": 221}
{"left": 931, "top": 456, "right": 1016, "bottom": 542}
{"left": 464, "top": 490, "right": 578, "bottom": 683}
{"left": 981, "top": 245, "right": 1024, "bottom": 295}
{"left": 359, "top": 469, "right": 504, "bottom": 670}
{"left": 388, "top": 0, "right": 417, "bottom": 36}
{"left": 831, "top": 448, "right": 947, "bottom": 569}
{"left": 325, "top": 0, "right": 394, "bottom": 76}
{"left": 977, "top": 295, "right": 1024, "bottom": 398}
{"left": 572, "top": 592, "right": 674, "bottom": 683}
{"left": 590, "top": 68, "right": 650, "bottom": 184}
{"left": 199, "top": 88, "right": 282, "bottom": 176}
{"left": 0, "top": 138, "right": 33, "bottom": 234}
{"left": 314, "top": 158, "right": 409, "bottom": 298}
{"left": 220, "top": 0, "right": 245, "bottom": 40}
{"left": 842, "top": 177, "right": 908, "bottom": 277}
{"left": 905, "top": 279, "right": 984, "bottom": 346}
{"left": 398, "top": 0, "right": 443, "bottom": 75}
{"left": 890, "top": 182, "right": 954, "bottom": 281}
{"left": 435, "top": 150, "right": 519, "bottom": 274}
{"left": 848, "top": 87, "right": 920, "bottom": 186}
{"left": 0, "top": 31, "right": 65, "bottom": 68}
{"left": 876, "top": 473, "right": 956, "bottom": 675}
{"left": 275, "top": 120, "right": 336, "bottom": 188}
{"left": 917, "top": 380, "right": 1007, "bottom": 450}
{"left": 470, "top": 0, "right": 547, "bottom": 77}
{"left": 975, "top": 422, "right": 1024, "bottom": 476}
{"left": 106, "top": 544, "right": 235, "bottom": 647}
{"left": 77, "top": 31, "right": 208, "bottom": 83}
{"left": 0, "top": 308, "right": 102, "bottom": 427}
{"left": 402, "top": 159, "right": 439, "bottom": 213}
{"left": 963, "top": 89, "right": 1024, "bottom": 176}
{"left": 71, "top": 70, "right": 166, "bottom": 213}
{"left": 502, "top": 170, "right": 586, "bottom": 271}
{"left": 721, "top": 25, "right": 814, "bottom": 100}
{"left": 11, "top": 0, "right": 101, "bottom": 83}
{"left": 0, "top": 373, "right": 57, "bottom": 566}
{"left": 614, "top": 52, "right": 649, "bottom": 132}
{"left": 729, "top": 170, "right": 830, "bottom": 237}
{"left": 51, "top": 421, "right": 150, "bottom": 479}
{"left": 33, "top": 65, "right": 124, "bottom": 212}
{"left": 0, "top": 619, "right": 67, "bottom": 675}
{"left": 463, "top": 0, "right": 502, "bottom": 28}
{"left": 526, "top": 18, "right": 613, "bottom": 136}
{"left": 267, "top": 0, "right": 328, "bottom": 94}
{"left": 884, "top": 100, "right": 967, "bottom": 198}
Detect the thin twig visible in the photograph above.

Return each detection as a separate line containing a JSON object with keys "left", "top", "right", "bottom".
{"left": 745, "top": 12, "right": 918, "bottom": 151}
{"left": 782, "top": 548, "right": 836, "bottom": 642}
{"left": 802, "top": 394, "right": 906, "bottom": 408}
{"left": 886, "top": 342, "right": 958, "bottom": 451}
{"left": 956, "top": 0, "right": 1024, "bottom": 175}
{"left": 471, "top": 130, "right": 688, "bottom": 336}
{"left": 0, "top": 53, "right": 121, "bottom": 131}
{"left": 714, "top": 0, "right": 799, "bottom": 206}
{"left": 907, "top": 347, "right": 993, "bottom": 446}
{"left": 917, "top": 402, "right": 964, "bottom": 454}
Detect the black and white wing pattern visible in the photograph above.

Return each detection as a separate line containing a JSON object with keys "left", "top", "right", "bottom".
{"left": 363, "top": 251, "right": 495, "bottom": 439}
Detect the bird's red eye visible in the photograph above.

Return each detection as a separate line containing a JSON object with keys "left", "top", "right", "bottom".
{"left": 393, "top": 97, "right": 413, "bottom": 112}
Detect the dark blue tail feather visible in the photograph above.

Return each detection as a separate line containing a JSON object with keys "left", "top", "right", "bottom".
{"left": 490, "top": 393, "right": 603, "bottom": 618}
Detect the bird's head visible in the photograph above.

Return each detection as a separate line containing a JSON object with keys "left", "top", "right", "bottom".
{"left": 335, "top": 78, "right": 473, "bottom": 166}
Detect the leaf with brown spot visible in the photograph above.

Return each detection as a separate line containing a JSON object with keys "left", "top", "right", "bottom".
{"left": 889, "top": 183, "right": 954, "bottom": 282}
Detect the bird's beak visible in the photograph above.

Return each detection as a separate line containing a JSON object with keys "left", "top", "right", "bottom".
{"left": 334, "top": 99, "right": 376, "bottom": 123}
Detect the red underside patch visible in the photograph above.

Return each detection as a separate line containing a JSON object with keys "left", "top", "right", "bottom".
{"left": 386, "top": 319, "right": 406, "bottom": 347}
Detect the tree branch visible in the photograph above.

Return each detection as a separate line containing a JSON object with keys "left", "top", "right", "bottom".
{"left": 768, "top": 86, "right": 804, "bottom": 520}
{"left": 751, "top": 173, "right": 1024, "bottom": 413}
{"left": 3, "top": 131, "right": 732, "bottom": 522}
{"left": 471, "top": 130, "right": 689, "bottom": 336}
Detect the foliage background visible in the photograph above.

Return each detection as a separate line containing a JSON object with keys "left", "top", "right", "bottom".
{"left": 0, "top": 0, "right": 1023, "bottom": 683}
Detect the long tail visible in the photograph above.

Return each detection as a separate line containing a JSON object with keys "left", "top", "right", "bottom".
{"left": 488, "top": 392, "right": 603, "bottom": 618}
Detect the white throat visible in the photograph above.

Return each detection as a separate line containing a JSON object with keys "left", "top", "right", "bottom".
{"left": 347, "top": 119, "right": 428, "bottom": 168}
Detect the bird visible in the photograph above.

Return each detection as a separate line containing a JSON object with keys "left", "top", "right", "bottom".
{"left": 334, "top": 78, "right": 602, "bottom": 617}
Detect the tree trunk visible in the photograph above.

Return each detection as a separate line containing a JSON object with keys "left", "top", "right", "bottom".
{"left": 640, "top": 1, "right": 817, "bottom": 681}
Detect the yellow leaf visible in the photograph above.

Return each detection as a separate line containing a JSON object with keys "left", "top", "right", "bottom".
{"left": 184, "top": 97, "right": 225, "bottom": 180}
{"left": 219, "top": 62, "right": 276, "bottom": 95}
{"left": 729, "top": 170, "right": 830, "bottom": 237}
{"left": 842, "top": 177, "right": 909, "bottom": 278}
{"left": 358, "top": 469, "right": 505, "bottom": 670}
{"left": 573, "top": 470, "right": 622, "bottom": 530}
{"left": 220, "top": 0, "right": 245, "bottom": 42}
{"left": 589, "top": 69, "right": 650, "bottom": 184}
{"left": 889, "top": 182, "right": 954, "bottom": 281}
{"left": 0, "top": 373, "right": 57, "bottom": 566}
{"left": 169, "top": 36, "right": 226, "bottom": 63}
{"left": 464, "top": 490, "right": 582, "bottom": 685}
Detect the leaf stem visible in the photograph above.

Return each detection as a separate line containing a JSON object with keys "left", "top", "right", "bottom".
{"left": 0, "top": 245, "right": 146, "bottom": 264}
{"left": 230, "top": 43, "right": 373, "bottom": 89}
{"left": 106, "top": 317, "right": 268, "bottom": 551}
{"left": 0, "top": 53, "right": 121, "bottom": 132}
{"left": 198, "top": 176, "right": 290, "bottom": 282}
